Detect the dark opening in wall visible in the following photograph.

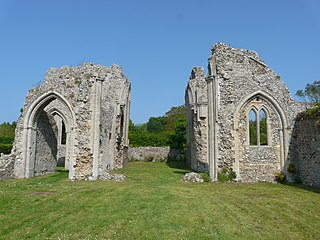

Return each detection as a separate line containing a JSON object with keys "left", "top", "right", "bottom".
{"left": 61, "top": 121, "right": 66, "bottom": 145}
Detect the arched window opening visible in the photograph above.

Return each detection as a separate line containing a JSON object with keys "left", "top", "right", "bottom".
{"left": 259, "top": 109, "right": 268, "bottom": 145}
{"left": 248, "top": 107, "right": 268, "bottom": 146}
{"left": 249, "top": 109, "right": 257, "bottom": 145}
{"left": 61, "top": 120, "right": 67, "bottom": 145}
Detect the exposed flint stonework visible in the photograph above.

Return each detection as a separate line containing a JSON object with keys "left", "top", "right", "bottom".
{"left": 288, "top": 115, "right": 320, "bottom": 187}
{"left": 8, "top": 63, "right": 130, "bottom": 180}
{"left": 186, "top": 43, "right": 308, "bottom": 183}
{"left": 185, "top": 67, "right": 208, "bottom": 172}
{"left": 128, "top": 147, "right": 183, "bottom": 162}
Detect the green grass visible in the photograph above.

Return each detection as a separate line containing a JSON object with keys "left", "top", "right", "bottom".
{"left": 0, "top": 162, "right": 319, "bottom": 240}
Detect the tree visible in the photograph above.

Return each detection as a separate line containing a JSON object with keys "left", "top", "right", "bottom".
{"left": 296, "top": 80, "right": 320, "bottom": 103}
{"left": 0, "top": 122, "right": 16, "bottom": 154}
{"left": 128, "top": 105, "right": 187, "bottom": 149}
{"left": 146, "top": 116, "right": 165, "bottom": 133}
{"left": 0, "top": 122, "right": 15, "bottom": 144}
{"left": 168, "top": 118, "right": 186, "bottom": 151}
{"left": 164, "top": 105, "right": 186, "bottom": 132}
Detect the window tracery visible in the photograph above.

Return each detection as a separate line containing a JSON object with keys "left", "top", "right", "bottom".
{"left": 248, "top": 101, "right": 268, "bottom": 146}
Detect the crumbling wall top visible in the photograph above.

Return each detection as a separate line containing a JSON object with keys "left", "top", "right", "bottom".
{"left": 210, "top": 42, "right": 264, "bottom": 64}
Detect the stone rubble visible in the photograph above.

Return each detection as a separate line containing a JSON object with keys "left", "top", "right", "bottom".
{"left": 181, "top": 172, "right": 204, "bottom": 183}
{"left": 100, "top": 173, "right": 126, "bottom": 182}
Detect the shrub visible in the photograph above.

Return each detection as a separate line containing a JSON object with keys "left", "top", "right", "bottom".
{"left": 200, "top": 172, "right": 211, "bottom": 182}
{"left": 306, "top": 103, "right": 320, "bottom": 118}
{"left": 218, "top": 167, "right": 236, "bottom": 182}
{"left": 275, "top": 172, "right": 286, "bottom": 183}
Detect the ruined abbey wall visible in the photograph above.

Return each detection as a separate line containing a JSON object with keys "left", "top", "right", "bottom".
{"left": 185, "top": 67, "right": 208, "bottom": 172}
{"left": 1, "top": 43, "right": 319, "bottom": 187}
{"left": 186, "top": 43, "right": 308, "bottom": 182}
{"left": 288, "top": 114, "right": 320, "bottom": 187}
{"left": 2, "top": 63, "right": 130, "bottom": 180}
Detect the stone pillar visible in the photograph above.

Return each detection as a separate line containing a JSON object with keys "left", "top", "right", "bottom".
{"left": 25, "top": 126, "right": 37, "bottom": 178}
{"left": 67, "top": 128, "right": 76, "bottom": 180}
{"left": 280, "top": 128, "right": 285, "bottom": 171}
{"left": 206, "top": 75, "right": 218, "bottom": 181}
{"left": 64, "top": 130, "right": 70, "bottom": 170}
{"left": 91, "top": 77, "right": 104, "bottom": 180}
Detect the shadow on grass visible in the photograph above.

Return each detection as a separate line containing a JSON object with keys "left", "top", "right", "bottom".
{"left": 32, "top": 167, "right": 69, "bottom": 183}
{"left": 285, "top": 183, "right": 320, "bottom": 194}
{"left": 166, "top": 160, "right": 191, "bottom": 175}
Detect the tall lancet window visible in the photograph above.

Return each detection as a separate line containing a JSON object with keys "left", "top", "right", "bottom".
{"left": 249, "top": 108, "right": 268, "bottom": 146}
{"left": 259, "top": 109, "right": 268, "bottom": 145}
{"left": 249, "top": 109, "right": 257, "bottom": 145}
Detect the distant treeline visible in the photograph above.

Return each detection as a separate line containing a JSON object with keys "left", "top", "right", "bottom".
{"left": 129, "top": 105, "right": 186, "bottom": 151}
{"left": 0, "top": 122, "right": 16, "bottom": 154}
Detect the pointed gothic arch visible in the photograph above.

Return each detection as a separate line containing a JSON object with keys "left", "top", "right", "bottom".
{"left": 233, "top": 91, "right": 289, "bottom": 181}
{"left": 21, "top": 91, "right": 76, "bottom": 179}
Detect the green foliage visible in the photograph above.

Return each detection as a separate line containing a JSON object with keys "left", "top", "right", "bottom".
{"left": 249, "top": 120, "right": 257, "bottom": 145}
{"left": 275, "top": 172, "right": 286, "bottom": 183}
{"left": 128, "top": 123, "right": 169, "bottom": 147}
{"left": 296, "top": 80, "right": 320, "bottom": 103}
{"left": 146, "top": 116, "right": 166, "bottom": 133}
{"left": 168, "top": 118, "right": 186, "bottom": 151}
{"left": 0, "top": 144, "right": 12, "bottom": 154}
{"left": 200, "top": 172, "right": 211, "bottom": 182}
{"left": 129, "top": 105, "right": 186, "bottom": 150}
{"left": 305, "top": 102, "right": 320, "bottom": 118}
{"left": 296, "top": 103, "right": 320, "bottom": 128}
{"left": 259, "top": 117, "right": 267, "bottom": 145}
{"left": 218, "top": 167, "right": 236, "bottom": 182}
{"left": 0, "top": 136, "right": 14, "bottom": 144}
{"left": 164, "top": 105, "right": 186, "bottom": 131}
{"left": 249, "top": 115, "right": 267, "bottom": 145}
{"left": 0, "top": 122, "right": 16, "bottom": 153}
{"left": 0, "top": 122, "right": 15, "bottom": 146}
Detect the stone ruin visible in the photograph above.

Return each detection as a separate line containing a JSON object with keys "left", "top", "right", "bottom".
{"left": 0, "top": 63, "right": 130, "bottom": 180}
{"left": 1, "top": 43, "right": 319, "bottom": 187}
{"left": 186, "top": 43, "right": 320, "bottom": 186}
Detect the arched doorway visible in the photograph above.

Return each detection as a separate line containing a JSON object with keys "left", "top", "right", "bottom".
{"left": 234, "top": 92, "right": 288, "bottom": 182}
{"left": 21, "top": 91, "right": 75, "bottom": 179}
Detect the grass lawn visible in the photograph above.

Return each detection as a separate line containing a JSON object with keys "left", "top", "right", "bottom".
{"left": 0, "top": 161, "right": 319, "bottom": 240}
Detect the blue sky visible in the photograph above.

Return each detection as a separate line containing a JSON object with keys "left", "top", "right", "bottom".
{"left": 0, "top": 0, "right": 319, "bottom": 124}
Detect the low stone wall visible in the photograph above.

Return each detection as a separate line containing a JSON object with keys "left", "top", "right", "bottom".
{"left": 128, "top": 147, "right": 183, "bottom": 162}
{"left": 0, "top": 154, "right": 15, "bottom": 179}
{"left": 289, "top": 116, "right": 320, "bottom": 187}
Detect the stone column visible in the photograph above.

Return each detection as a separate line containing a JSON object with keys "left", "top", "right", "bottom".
{"left": 91, "top": 77, "right": 104, "bottom": 180}
{"left": 280, "top": 128, "right": 285, "bottom": 171}
{"left": 64, "top": 130, "right": 70, "bottom": 170}
{"left": 206, "top": 75, "right": 218, "bottom": 181}
{"left": 25, "top": 126, "right": 37, "bottom": 178}
{"left": 67, "top": 127, "right": 76, "bottom": 180}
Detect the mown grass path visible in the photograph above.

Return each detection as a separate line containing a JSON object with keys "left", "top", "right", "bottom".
{"left": 0, "top": 162, "right": 319, "bottom": 239}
